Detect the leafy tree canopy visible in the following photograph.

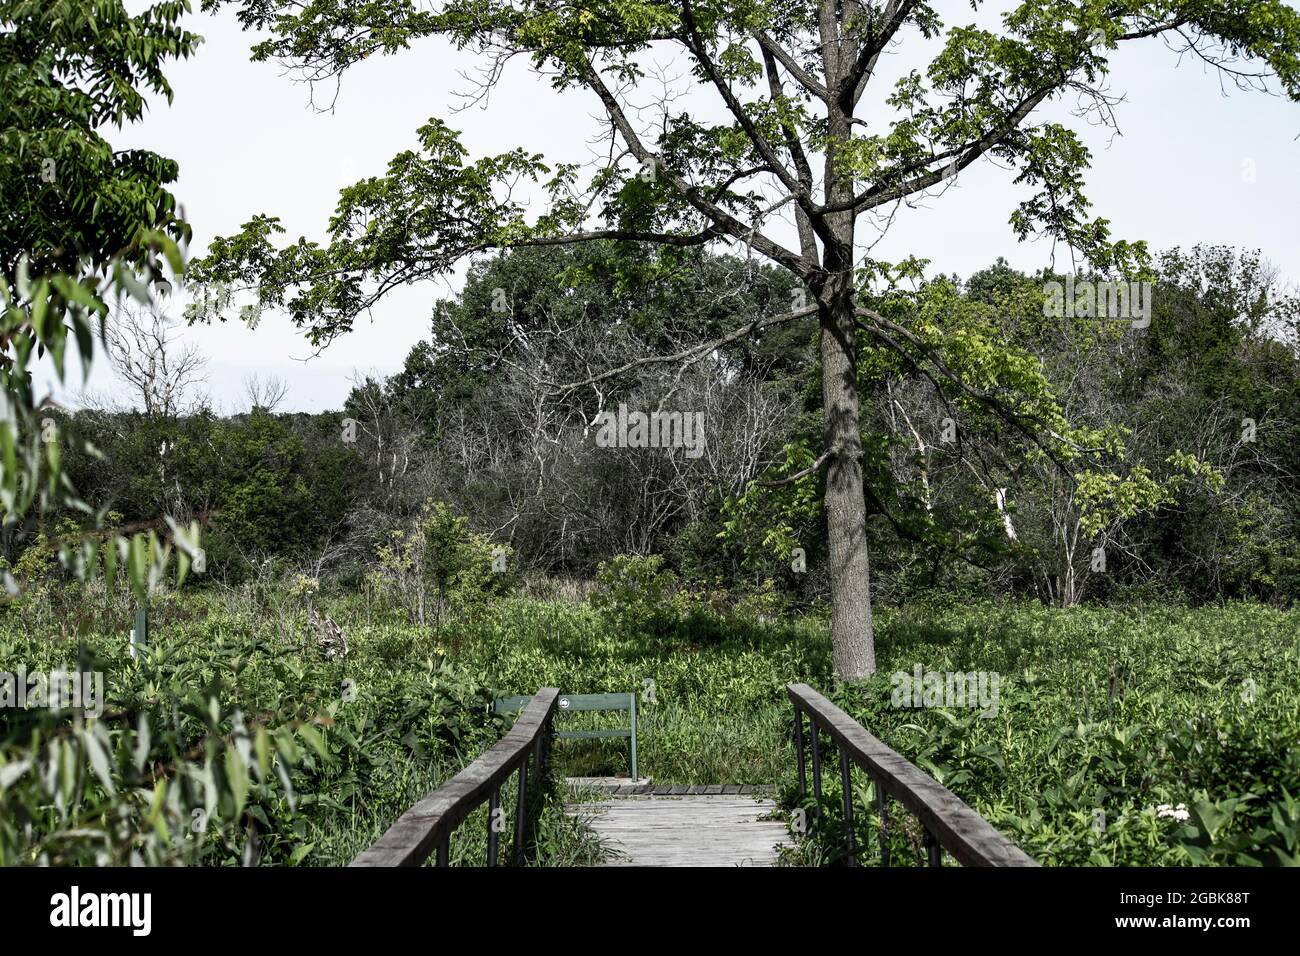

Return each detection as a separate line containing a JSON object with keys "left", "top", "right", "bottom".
{"left": 1, "top": 0, "right": 199, "bottom": 590}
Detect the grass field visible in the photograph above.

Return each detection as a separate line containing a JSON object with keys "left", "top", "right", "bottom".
{"left": 3, "top": 589, "right": 1298, "bottom": 865}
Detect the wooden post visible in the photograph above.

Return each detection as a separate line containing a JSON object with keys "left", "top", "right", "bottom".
{"left": 784, "top": 683, "right": 1038, "bottom": 868}
{"left": 350, "top": 689, "right": 561, "bottom": 868}
{"left": 923, "top": 827, "right": 942, "bottom": 867}
{"left": 876, "top": 780, "right": 890, "bottom": 867}
{"left": 810, "top": 721, "right": 823, "bottom": 817}
{"left": 532, "top": 734, "right": 544, "bottom": 792}
{"left": 487, "top": 788, "right": 500, "bottom": 866}
{"left": 629, "top": 692, "right": 638, "bottom": 781}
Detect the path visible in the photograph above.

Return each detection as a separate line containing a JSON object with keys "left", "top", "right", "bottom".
{"left": 353, "top": 686, "right": 1037, "bottom": 868}
{"left": 567, "top": 789, "right": 789, "bottom": 866}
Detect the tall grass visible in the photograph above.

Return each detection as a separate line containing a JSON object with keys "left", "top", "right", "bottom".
{"left": 4, "top": 585, "right": 1298, "bottom": 865}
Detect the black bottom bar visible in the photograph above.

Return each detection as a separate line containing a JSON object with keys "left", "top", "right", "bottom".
{"left": 4, "top": 866, "right": 1283, "bottom": 942}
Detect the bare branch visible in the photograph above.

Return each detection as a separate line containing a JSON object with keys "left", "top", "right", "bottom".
{"left": 108, "top": 304, "right": 208, "bottom": 418}
{"left": 550, "top": 303, "right": 817, "bottom": 392}
{"left": 753, "top": 30, "right": 831, "bottom": 102}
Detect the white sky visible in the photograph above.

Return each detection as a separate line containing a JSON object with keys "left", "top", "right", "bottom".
{"left": 42, "top": 4, "right": 1300, "bottom": 413}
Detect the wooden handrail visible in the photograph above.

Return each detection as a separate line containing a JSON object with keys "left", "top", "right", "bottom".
{"left": 787, "top": 683, "right": 1037, "bottom": 867}
{"left": 351, "top": 687, "right": 561, "bottom": 867}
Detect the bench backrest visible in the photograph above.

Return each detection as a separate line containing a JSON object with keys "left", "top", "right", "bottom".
{"left": 493, "top": 691, "right": 638, "bottom": 780}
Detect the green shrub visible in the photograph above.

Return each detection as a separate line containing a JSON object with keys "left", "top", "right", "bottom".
{"left": 375, "top": 499, "right": 514, "bottom": 629}
{"left": 5, "top": 583, "right": 1299, "bottom": 867}
{"left": 590, "top": 554, "right": 679, "bottom": 638}
{"left": 730, "top": 578, "right": 790, "bottom": 622}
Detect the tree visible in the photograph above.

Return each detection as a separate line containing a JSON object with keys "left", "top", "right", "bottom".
{"left": 109, "top": 304, "right": 209, "bottom": 417}
{"left": 193, "top": 0, "right": 1300, "bottom": 677}
{"left": 376, "top": 243, "right": 808, "bottom": 573}
{"left": 243, "top": 372, "right": 289, "bottom": 413}
{"left": 1, "top": 0, "right": 198, "bottom": 592}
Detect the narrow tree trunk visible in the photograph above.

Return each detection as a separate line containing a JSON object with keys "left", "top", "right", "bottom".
{"left": 818, "top": 280, "right": 876, "bottom": 680}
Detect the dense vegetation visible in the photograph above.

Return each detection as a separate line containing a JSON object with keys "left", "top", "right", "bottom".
{"left": 5, "top": 567, "right": 1298, "bottom": 865}
{"left": 796, "top": 601, "right": 1300, "bottom": 866}
{"left": 23, "top": 243, "right": 1300, "bottom": 611}
{"left": 5, "top": 241, "right": 1300, "bottom": 868}
{"left": 5, "top": 0, "right": 1300, "bottom": 869}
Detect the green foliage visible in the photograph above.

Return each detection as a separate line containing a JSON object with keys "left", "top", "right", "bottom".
{"left": 5, "top": 581, "right": 1300, "bottom": 866}
{"left": 419, "top": 500, "right": 504, "bottom": 597}
{"left": 0, "top": 595, "right": 508, "bottom": 865}
{"left": 590, "top": 554, "right": 679, "bottom": 639}
{"left": 731, "top": 578, "right": 790, "bottom": 622}
{"left": 374, "top": 500, "right": 511, "bottom": 627}
{"left": 193, "top": 0, "right": 1300, "bottom": 345}
{"left": 1, "top": 0, "right": 200, "bottom": 600}
{"left": 790, "top": 601, "right": 1300, "bottom": 866}
{"left": 722, "top": 441, "right": 823, "bottom": 574}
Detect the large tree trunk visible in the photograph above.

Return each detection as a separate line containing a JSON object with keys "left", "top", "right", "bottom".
{"left": 818, "top": 286, "right": 876, "bottom": 680}
{"left": 815, "top": 175, "right": 876, "bottom": 675}
{"left": 815, "top": 13, "right": 875, "bottom": 679}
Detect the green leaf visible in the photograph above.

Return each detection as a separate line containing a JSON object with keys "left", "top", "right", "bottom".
{"left": 83, "top": 727, "right": 116, "bottom": 796}
{"left": 297, "top": 724, "right": 330, "bottom": 762}
{"left": 225, "top": 746, "right": 249, "bottom": 820}
{"left": 287, "top": 842, "right": 315, "bottom": 867}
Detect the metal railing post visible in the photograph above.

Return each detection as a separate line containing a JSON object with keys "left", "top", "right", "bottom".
{"left": 487, "top": 788, "right": 500, "bottom": 866}
{"left": 876, "top": 781, "right": 890, "bottom": 867}
{"left": 794, "top": 709, "right": 807, "bottom": 802}
{"left": 840, "top": 749, "right": 856, "bottom": 866}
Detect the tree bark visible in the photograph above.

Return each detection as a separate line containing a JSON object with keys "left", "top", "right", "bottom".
{"left": 818, "top": 284, "right": 877, "bottom": 680}
{"left": 816, "top": 156, "right": 875, "bottom": 678}
{"left": 816, "top": 48, "right": 876, "bottom": 679}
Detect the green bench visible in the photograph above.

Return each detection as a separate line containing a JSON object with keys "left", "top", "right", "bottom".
{"left": 493, "top": 691, "right": 638, "bottom": 781}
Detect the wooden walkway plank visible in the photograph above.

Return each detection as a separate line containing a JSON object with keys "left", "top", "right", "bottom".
{"left": 567, "top": 794, "right": 789, "bottom": 867}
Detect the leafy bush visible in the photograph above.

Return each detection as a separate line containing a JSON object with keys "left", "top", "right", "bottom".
{"left": 374, "top": 499, "right": 513, "bottom": 628}
{"left": 5, "top": 585, "right": 1299, "bottom": 867}
{"left": 730, "top": 578, "right": 790, "bottom": 623}
{"left": 590, "top": 554, "right": 679, "bottom": 638}
{"left": 0, "top": 597, "right": 503, "bottom": 866}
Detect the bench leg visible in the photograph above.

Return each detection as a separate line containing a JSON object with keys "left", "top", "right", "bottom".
{"left": 630, "top": 694, "right": 638, "bottom": 780}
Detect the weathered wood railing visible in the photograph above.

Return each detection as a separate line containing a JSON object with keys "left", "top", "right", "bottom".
{"left": 351, "top": 687, "right": 560, "bottom": 867}
{"left": 787, "top": 683, "right": 1037, "bottom": 867}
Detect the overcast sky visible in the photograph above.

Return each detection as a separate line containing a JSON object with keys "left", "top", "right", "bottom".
{"left": 45, "top": 3, "right": 1300, "bottom": 413}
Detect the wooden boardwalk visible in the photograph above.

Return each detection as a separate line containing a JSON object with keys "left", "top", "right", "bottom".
{"left": 352, "top": 685, "right": 1036, "bottom": 869}
{"left": 568, "top": 793, "right": 789, "bottom": 866}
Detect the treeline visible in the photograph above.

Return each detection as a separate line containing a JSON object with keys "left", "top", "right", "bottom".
{"left": 11, "top": 242, "right": 1300, "bottom": 608}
